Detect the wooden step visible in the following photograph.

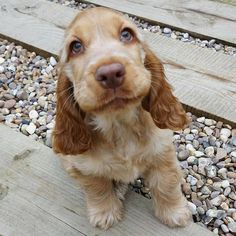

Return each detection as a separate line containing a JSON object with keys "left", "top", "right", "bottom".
{"left": 85, "top": 0, "right": 236, "bottom": 45}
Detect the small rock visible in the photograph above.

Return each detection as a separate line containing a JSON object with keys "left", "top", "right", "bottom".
{"left": 49, "top": 56, "right": 57, "bottom": 66}
{"left": 221, "top": 224, "right": 229, "bottom": 233}
{"left": 0, "top": 100, "right": 4, "bottom": 108}
{"left": 205, "top": 165, "right": 217, "bottom": 178}
{"left": 220, "top": 128, "right": 231, "bottom": 137}
{"left": 224, "top": 187, "right": 231, "bottom": 196}
{"left": 0, "top": 65, "right": 4, "bottom": 73}
{"left": 29, "top": 110, "right": 39, "bottom": 119}
{"left": 197, "top": 117, "right": 205, "bottom": 123}
{"left": 231, "top": 151, "right": 236, "bottom": 158}
{"left": 218, "top": 168, "right": 227, "bottom": 179}
{"left": 187, "top": 156, "right": 197, "bottom": 165}
{"left": 4, "top": 99, "right": 16, "bottom": 109}
{"left": 220, "top": 134, "right": 228, "bottom": 143}
{"left": 163, "top": 27, "right": 171, "bottom": 34}
{"left": 194, "top": 151, "right": 204, "bottom": 157}
{"left": 187, "top": 201, "right": 197, "bottom": 215}
{"left": 216, "top": 148, "right": 227, "bottom": 160}
{"left": 201, "top": 186, "right": 211, "bottom": 195}
{"left": 204, "top": 127, "right": 213, "bottom": 135}
{"left": 205, "top": 146, "right": 215, "bottom": 157}
{"left": 228, "top": 222, "right": 236, "bottom": 233}
{"left": 214, "top": 219, "right": 224, "bottom": 227}
{"left": 26, "top": 123, "right": 36, "bottom": 135}
{"left": 46, "top": 65, "right": 54, "bottom": 74}
{"left": 187, "top": 175, "right": 197, "bottom": 186}
{"left": 186, "top": 134, "right": 194, "bottom": 141}
{"left": 221, "top": 180, "right": 230, "bottom": 188}
{"left": 0, "top": 57, "right": 4, "bottom": 64}
{"left": 220, "top": 202, "right": 229, "bottom": 211}
{"left": 211, "top": 196, "right": 223, "bottom": 206}
{"left": 206, "top": 209, "right": 218, "bottom": 218}
{"left": 204, "top": 119, "right": 216, "bottom": 126}
{"left": 178, "top": 150, "right": 189, "bottom": 161}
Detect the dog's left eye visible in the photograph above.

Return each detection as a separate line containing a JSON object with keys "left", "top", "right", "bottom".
{"left": 120, "top": 28, "right": 133, "bottom": 42}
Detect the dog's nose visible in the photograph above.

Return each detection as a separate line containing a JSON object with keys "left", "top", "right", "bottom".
{"left": 95, "top": 63, "right": 125, "bottom": 89}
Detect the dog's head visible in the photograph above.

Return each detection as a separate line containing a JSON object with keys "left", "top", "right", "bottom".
{"left": 53, "top": 7, "right": 188, "bottom": 155}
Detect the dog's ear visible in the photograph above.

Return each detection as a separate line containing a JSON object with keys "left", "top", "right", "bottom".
{"left": 53, "top": 72, "right": 92, "bottom": 155}
{"left": 142, "top": 46, "right": 188, "bottom": 130}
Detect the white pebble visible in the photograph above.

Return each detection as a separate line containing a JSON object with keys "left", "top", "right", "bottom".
{"left": 194, "top": 151, "right": 204, "bottom": 157}
{"left": 220, "top": 128, "right": 231, "bottom": 137}
{"left": 221, "top": 180, "right": 230, "bottom": 188}
{"left": 220, "top": 134, "right": 228, "bottom": 143}
{"left": 46, "top": 65, "right": 54, "bottom": 74}
{"left": 187, "top": 201, "right": 197, "bottom": 215}
{"left": 205, "top": 146, "right": 215, "bottom": 157}
{"left": 0, "top": 57, "right": 4, "bottom": 64}
{"left": 29, "top": 110, "right": 39, "bottom": 119}
{"left": 163, "top": 27, "right": 171, "bottom": 34}
{"left": 49, "top": 56, "right": 57, "bottom": 66}
{"left": 26, "top": 123, "right": 36, "bottom": 135}
{"left": 197, "top": 117, "right": 205, "bottom": 123}
{"left": 0, "top": 65, "right": 4, "bottom": 73}
{"left": 204, "top": 118, "right": 216, "bottom": 126}
{"left": 230, "top": 151, "right": 236, "bottom": 158}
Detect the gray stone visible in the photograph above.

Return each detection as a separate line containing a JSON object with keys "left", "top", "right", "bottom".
{"left": 205, "top": 165, "right": 217, "bottom": 178}
{"left": 220, "top": 128, "right": 231, "bottom": 137}
{"left": 205, "top": 146, "right": 215, "bottom": 157}
{"left": 26, "top": 123, "right": 36, "bottom": 135}
{"left": 178, "top": 150, "right": 189, "bottom": 161}
{"left": 4, "top": 99, "right": 16, "bottom": 109}
{"left": 29, "top": 110, "right": 39, "bottom": 119}
{"left": 187, "top": 201, "right": 197, "bottom": 215}
{"left": 186, "top": 134, "right": 194, "bottom": 141}
{"left": 211, "top": 196, "right": 223, "bottom": 206}
{"left": 216, "top": 148, "right": 227, "bottom": 160}
{"left": 228, "top": 222, "right": 236, "bottom": 233}
{"left": 163, "top": 27, "right": 171, "bottom": 34}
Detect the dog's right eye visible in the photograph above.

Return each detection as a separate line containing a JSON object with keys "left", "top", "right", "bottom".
{"left": 70, "top": 40, "right": 84, "bottom": 55}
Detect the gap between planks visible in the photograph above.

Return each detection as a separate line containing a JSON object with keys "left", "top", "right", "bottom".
{"left": 0, "top": 0, "right": 235, "bottom": 126}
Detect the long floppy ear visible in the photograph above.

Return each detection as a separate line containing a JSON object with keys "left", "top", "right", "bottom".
{"left": 142, "top": 46, "right": 188, "bottom": 130}
{"left": 52, "top": 72, "right": 92, "bottom": 155}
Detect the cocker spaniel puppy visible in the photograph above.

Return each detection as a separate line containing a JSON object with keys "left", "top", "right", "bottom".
{"left": 53, "top": 7, "right": 192, "bottom": 230}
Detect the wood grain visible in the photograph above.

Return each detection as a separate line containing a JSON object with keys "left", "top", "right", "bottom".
{"left": 0, "top": 0, "right": 236, "bottom": 125}
{"left": 86, "top": 0, "right": 236, "bottom": 45}
{"left": 0, "top": 124, "right": 215, "bottom": 236}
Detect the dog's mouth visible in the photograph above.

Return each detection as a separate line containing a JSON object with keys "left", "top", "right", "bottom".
{"left": 94, "top": 95, "right": 142, "bottom": 112}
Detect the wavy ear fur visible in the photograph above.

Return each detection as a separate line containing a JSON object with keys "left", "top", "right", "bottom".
{"left": 53, "top": 72, "right": 92, "bottom": 155}
{"left": 142, "top": 46, "right": 188, "bottom": 130}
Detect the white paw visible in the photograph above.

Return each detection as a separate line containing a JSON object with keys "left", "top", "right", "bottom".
{"left": 155, "top": 201, "right": 192, "bottom": 227}
{"left": 88, "top": 199, "right": 123, "bottom": 230}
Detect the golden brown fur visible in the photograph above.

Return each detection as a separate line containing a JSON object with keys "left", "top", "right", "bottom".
{"left": 53, "top": 7, "right": 192, "bottom": 229}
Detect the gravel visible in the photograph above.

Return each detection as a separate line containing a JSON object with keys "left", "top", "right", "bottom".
{"left": 47, "top": 0, "right": 236, "bottom": 57}
{"left": 1, "top": 22, "right": 236, "bottom": 235}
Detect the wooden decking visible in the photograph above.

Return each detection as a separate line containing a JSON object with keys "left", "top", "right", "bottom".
{"left": 0, "top": 0, "right": 236, "bottom": 125}
{"left": 0, "top": 0, "right": 236, "bottom": 235}
{"left": 86, "top": 0, "right": 236, "bottom": 45}
{"left": 0, "top": 125, "right": 214, "bottom": 236}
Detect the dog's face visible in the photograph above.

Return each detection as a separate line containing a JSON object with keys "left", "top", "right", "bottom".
{"left": 60, "top": 7, "right": 151, "bottom": 112}
{"left": 53, "top": 7, "right": 188, "bottom": 155}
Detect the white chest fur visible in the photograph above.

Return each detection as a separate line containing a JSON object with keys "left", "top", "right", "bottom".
{"left": 60, "top": 108, "right": 173, "bottom": 183}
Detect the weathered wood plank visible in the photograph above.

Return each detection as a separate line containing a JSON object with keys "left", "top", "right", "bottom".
{"left": 0, "top": 124, "right": 214, "bottom": 236}
{"left": 85, "top": 0, "right": 236, "bottom": 45}
{"left": 0, "top": 0, "right": 236, "bottom": 126}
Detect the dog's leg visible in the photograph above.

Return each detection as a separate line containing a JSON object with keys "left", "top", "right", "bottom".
{"left": 68, "top": 168, "right": 123, "bottom": 229}
{"left": 113, "top": 181, "right": 129, "bottom": 201}
{"left": 144, "top": 147, "right": 192, "bottom": 227}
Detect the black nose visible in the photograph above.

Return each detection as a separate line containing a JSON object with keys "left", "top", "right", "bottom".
{"left": 95, "top": 63, "right": 125, "bottom": 89}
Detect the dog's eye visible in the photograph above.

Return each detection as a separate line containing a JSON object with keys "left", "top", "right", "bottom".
{"left": 70, "top": 40, "right": 83, "bottom": 55}
{"left": 120, "top": 28, "right": 133, "bottom": 42}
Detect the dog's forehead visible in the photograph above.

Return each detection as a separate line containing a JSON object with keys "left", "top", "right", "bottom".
{"left": 68, "top": 8, "right": 134, "bottom": 39}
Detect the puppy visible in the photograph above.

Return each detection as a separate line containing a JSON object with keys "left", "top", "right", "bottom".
{"left": 53, "top": 7, "right": 192, "bottom": 230}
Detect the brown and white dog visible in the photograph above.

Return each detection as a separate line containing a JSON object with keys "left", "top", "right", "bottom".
{"left": 53, "top": 7, "right": 192, "bottom": 230}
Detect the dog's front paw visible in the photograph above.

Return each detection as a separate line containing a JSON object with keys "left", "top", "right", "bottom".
{"left": 87, "top": 198, "right": 123, "bottom": 230}
{"left": 155, "top": 200, "right": 192, "bottom": 227}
